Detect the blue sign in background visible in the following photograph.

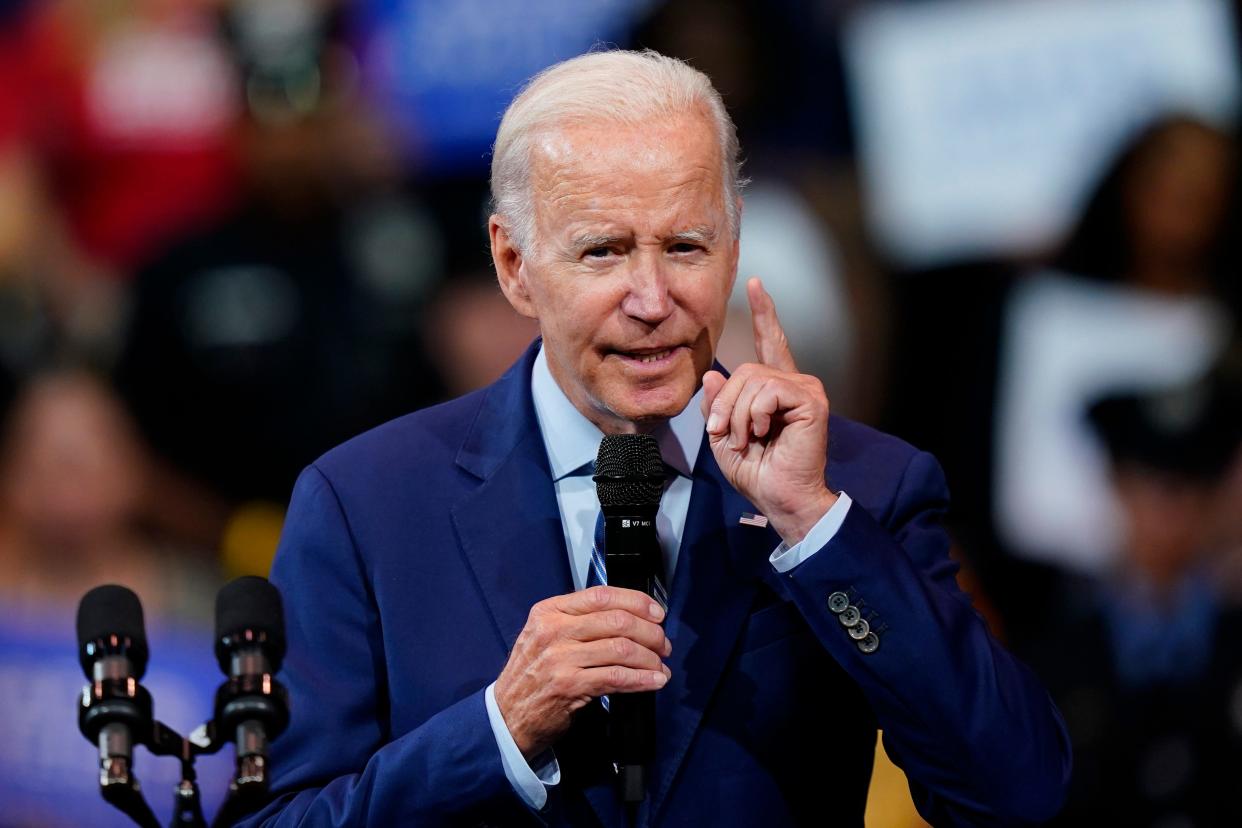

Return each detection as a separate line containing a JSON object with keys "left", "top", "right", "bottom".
{"left": 350, "top": 0, "right": 653, "bottom": 173}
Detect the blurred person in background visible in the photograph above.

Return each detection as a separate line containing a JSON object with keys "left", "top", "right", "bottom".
{"left": 114, "top": 0, "right": 451, "bottom": 573}
{"left": 1019, "top": 359, "right": 1242, "bottom": 827}
{"left": 984, "top": 115, "right": 1239, "bottom": 637}
{"left": 422, "top": 268, "right": 540, "bottom": 398}
{"left": 0, "top": 369, "right": 231, "bottom": 826}
{"left": 0, "top": 0, "right": 243, "bottom": 373}
{"left": 0, "top": 370, "right": 216, "bottom": 615}
{"left": 996, "top": 115, "right": 1237, "bottom": 564}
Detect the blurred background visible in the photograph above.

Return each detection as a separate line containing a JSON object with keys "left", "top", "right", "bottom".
{"left": 1, "top": 0, "right": 1239, "bottom": 825}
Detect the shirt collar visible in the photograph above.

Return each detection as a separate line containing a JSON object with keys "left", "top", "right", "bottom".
{"left": 531, "top": 343, "right": 703, "bottom": 482}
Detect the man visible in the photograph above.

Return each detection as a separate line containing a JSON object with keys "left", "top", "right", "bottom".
{"left": 238, "top": 50, "right": 1069, "bottom": 826}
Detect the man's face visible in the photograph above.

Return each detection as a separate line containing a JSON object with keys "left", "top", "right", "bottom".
{"left": 494, "top": 111, "right": 739, "bottom": 433}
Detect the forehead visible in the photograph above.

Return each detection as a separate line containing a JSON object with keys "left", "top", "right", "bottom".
{"left": 528, "top": 113, "right": 726, "bottom": 238}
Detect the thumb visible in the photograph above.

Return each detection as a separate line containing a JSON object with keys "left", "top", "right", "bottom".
{"left": 701, "top": 370, "right": 726, "bottom": 431}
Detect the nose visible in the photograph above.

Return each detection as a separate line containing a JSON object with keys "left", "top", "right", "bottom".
{"left": 619, "top": 250, "right": 674, "bottom": 324}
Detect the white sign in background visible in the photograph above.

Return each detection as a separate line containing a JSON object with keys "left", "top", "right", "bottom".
{"left": 844, "top": 0, "right": 1240, "bottom": 268}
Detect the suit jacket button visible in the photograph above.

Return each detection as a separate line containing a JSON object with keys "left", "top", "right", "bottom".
{"left": 838, "top": 605, "right": 861, "bottom": 627}
{"left": 848, "top": 618, "right": 871, "bottom": 640}
{"left": 857, "top": 632, "right": 880, "bottom": 654}
{"left": 828, "top": 592, "right": 850, "bottom": 613}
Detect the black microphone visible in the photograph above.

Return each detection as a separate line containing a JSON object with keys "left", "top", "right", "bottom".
{"left": 593, "top": 433, "right": 666, "bottom": 804}
{"left": 213, "top": 576, "right": 289, "bottom": 798}
{"left": 76, "top": 585, "right": 160, "bottom": 826}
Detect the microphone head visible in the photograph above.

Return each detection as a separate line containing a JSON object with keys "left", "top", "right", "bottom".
{"left": 76, "top": 584, "right": 149, "bottom": 679}
{"left": 215, "top": 576, "right": 287, "bottom": 674}
{"left": 593, "top": 434, "right": 665, "bottom": 509}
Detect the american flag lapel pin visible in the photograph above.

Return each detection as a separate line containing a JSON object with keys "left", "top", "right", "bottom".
{"left": 738, "top": 512, "right": 768, "bottom": 528}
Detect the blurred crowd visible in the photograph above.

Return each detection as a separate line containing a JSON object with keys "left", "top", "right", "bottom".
{"left": 0, "top": 0, "right": 1239, "bottom": 825}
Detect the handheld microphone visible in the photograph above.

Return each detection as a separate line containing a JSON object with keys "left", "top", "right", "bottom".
{"left": 593, "top": 433, "right": 666, "bottom": 804}
{"left": 213, "top": 576, "right": 289, "bottom": 798}
{"left": 76, "top": 584, "right": 161, "bottom": 827}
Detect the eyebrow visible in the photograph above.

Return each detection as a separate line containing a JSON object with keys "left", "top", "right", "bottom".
{"left": 569, "top": 226, "right": 719, "bottom": 250}
{"left": 669, "top": 226, "right": 718, "bottom": 245}
{"left": 570, "top": 232, "right": 628, "bottom": 250}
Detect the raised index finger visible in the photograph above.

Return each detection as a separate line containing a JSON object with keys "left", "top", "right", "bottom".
{"left": 747, "top": 277, "right": 797, "bottom": 372}
{"left": 554, "top": 585, "right": 665, "bottom": 623}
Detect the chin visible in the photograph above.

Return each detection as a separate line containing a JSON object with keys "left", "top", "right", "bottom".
{"left": 610, "top": 381, "right": 696, "bottom": 425}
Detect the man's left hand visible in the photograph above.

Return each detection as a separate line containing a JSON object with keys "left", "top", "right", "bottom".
{"left": 701, "top": 278, "right": 837, "bottom": 546}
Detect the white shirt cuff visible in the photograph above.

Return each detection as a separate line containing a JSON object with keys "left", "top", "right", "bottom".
{"left": 769, "top": 492, "right": 853, "bottom": 573}
{"left": 484, "top": 681, "right": 561, "bottom": 810}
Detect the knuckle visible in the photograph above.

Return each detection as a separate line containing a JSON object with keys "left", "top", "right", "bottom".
{"left": 608, "top": 609, "right": 630, "bottom": 631}
{"left": 549, "top": 668, "right": 574, "bottom": 697}
{"left": 588, "top": 585, "right": 611, "bottom": 608}
{"left": 612, "top": 637, "right": 634, "bottom": 659}
{"left": 608, "top": 666, "right": 627, "bottom": 687}
{"left": 527, "top": 616, "right": 547, "bottom": 642}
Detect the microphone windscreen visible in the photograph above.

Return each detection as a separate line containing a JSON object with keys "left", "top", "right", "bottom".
{"left": 215, "top": 576, "right": 287, "bottom": 672}
{"left": 594, "top": 434, "right": 665, "bottom": 508}
{"left": 76, "top": 584, "right": 149, "bottom": 678}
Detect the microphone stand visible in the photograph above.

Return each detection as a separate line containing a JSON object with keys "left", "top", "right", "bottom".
{"left": 148, "top": 721, "right": 208, "bottom": 828}
{"left": 187, "top": 718, "right": 271, "bottom": 828}
{"left": 92, "top": 719, "right": 206, "bottom": 828}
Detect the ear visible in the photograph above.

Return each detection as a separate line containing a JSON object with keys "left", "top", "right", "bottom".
{"left": 726, "top": 196, "right": 743, "bottom": 294}
{"left": 490, "top": 215, "right": 537, "bottom": 319}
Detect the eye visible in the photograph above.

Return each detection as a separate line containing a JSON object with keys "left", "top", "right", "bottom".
{"left": 669, "top": 242, "right": 704, "bottom": 255}
{"left": 585, "top": 247, "right": 614, "bottom": 259}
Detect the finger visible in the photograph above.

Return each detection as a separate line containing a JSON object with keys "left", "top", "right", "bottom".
{"left": 565, "top": 609, "right": 671, "bottom": 656}
{"left": 701, "top": 370, "right": 726, "bottom": 425}
{"left": 747, "top": 278, "right": 796, "bottom": 372}
{"left": 728, "top": 375, "right": 769, "bottom": 451}
{"left": 579, "top": 664, "right": 670, "bottom": 697}
{"left": 748, "top": 378, "right": 785, "bottom": 439}
{"left": 553, "top": 585, "right": 665, "bottom": 623}
{"left": 571, "top": 637, "right": 669, "bottom": 672}
{"left": 705, "top": 366, "right": 751, "bottom": 442}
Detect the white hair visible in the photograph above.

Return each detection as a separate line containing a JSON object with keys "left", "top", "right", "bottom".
{"left": 490, "top": 49, "right": 746, "bottom": 253}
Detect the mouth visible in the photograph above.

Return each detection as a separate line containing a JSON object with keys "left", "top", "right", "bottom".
{"left": 608, "top": 345, "right": 687, "bottom": 369}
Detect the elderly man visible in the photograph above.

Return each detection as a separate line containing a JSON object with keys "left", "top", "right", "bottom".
{"left": 238, "top": 50, "right": 1069, "bottom": 826}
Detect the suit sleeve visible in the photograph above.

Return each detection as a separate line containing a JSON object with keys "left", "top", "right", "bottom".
{"left": 781, "top": 450, "right": 1071, "bottom": 825}
{"left": 231, "top": 466, "right": 540, "bottom": 827}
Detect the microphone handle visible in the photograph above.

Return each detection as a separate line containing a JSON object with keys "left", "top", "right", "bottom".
{"left": 603, "top": 511, "right": 661, "bottom": 803}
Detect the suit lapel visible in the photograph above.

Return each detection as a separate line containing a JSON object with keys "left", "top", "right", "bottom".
{"left": 647, "top": 439, "right": 779, "bottom": 820}
{"left": 449, "top": 341, "right": 625, "bottom": 828}
{"left": 451, "top": 342, "right": 574, "bottom": 652}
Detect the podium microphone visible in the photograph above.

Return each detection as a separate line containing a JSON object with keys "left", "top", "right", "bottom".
{"left": 213, "top": 576, "right": 289, "bottom": 798}
{"left": 593, "top": 433, "right": 666, "bottom": 804}
{"left": 76, "top": 584, "right": 160, "bottom": 828}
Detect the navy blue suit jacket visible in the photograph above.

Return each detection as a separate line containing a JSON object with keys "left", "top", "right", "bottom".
{"left": 238, "top": 342, "right": 1070, "bottom": 826}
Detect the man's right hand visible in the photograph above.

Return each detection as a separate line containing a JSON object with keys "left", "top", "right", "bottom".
{"left": 493, "top": 585, "right": 672, "bottom": 758}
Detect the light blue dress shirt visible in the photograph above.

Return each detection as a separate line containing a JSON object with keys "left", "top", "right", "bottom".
{"left": 484, "top": 345, "right": 853, "bottom": 810}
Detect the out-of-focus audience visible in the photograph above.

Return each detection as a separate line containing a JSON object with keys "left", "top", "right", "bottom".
{"left": 0, "top": 370, "right": 217, "bottom": 617}
{"left": 1020, "top": 359, "right": 1242, "bottom": 825}
{"left": 996, "top": 116, "right": 1237, "bottom": 574}
{"left": 0, "top": 0, "right": 1239, "bottom": 825}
